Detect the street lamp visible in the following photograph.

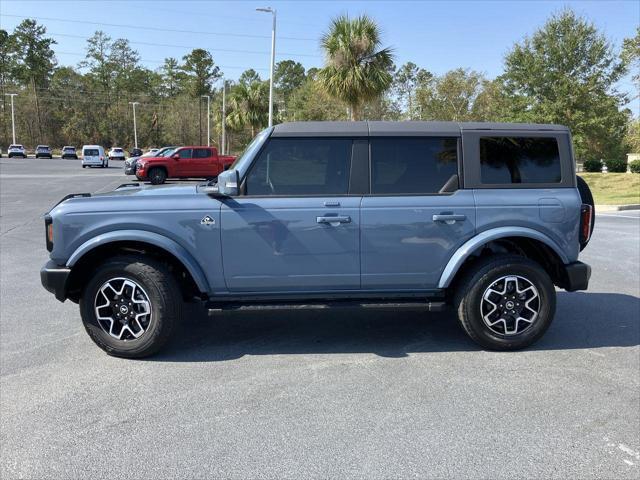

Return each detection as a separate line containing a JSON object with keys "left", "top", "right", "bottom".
{"left": 221, "top": 78, "right": 227, "bottom": 154}
{"left": 201, "top": 95, "right": 211, "bottom": 147}
{"left": 256, "top": 6, "right": 276, "bottom": 127}
{"left": 129, "top": 102, "right": 139, "bottom": 149}
{"left": 5, "top": 93, "right": 18, "bottom": 144}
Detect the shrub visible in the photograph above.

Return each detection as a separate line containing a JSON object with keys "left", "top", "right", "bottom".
{"left": 604, "top": 158, "right": 628, "bottom": 173}
{"left": 583, "top": 159, "right": 603, "bottom": 172}
{"left": 629, "top": 159, "right": 640, "bottom": 174}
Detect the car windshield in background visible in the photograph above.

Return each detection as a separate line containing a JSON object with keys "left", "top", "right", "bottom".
{"left": 9, "top": 145, "right": 22, "bottom": 149}
{"left": 159, "top": 148, "right": 176, "bottom": 157}
{"left": 113, "top": 148, "right": 123, "bottom": 152}
{"left": 84, "top": 149, "right": 99, "bottom": 156}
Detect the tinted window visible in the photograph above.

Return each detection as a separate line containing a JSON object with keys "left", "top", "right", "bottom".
{"left": 178, "top": 148, "right": 192, "bottom": 159}
{"left": 246, "top": 138, "right": 352, "bottom": 195}
{"left": 480, "top": 137, "right": 561, "bottom": 184}
{"left": 193, "top": 148, "right": 210, "bottom": 158}
{"left": 371, "top": 137, "right": 458, "bottom": 194}
{"left": 84, "top": 149, "right": 99, "bottom": 156}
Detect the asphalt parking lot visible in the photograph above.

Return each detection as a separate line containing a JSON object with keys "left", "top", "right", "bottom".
{"left": 1, "top": 157, "right": 639, "bottom": 479}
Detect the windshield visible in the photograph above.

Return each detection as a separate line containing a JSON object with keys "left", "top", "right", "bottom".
{"left": 157, "top": 147, "right": 176, "bottom": 157}
{"left": 113, "top": 148, "right": 123, "bottom": 152}
{"left": 63, "top": 146, "right": 75, "bottom": 150}
{"left": 9, "top": 145, "right": 22, "bottom": 149}
{"left": 229, "top": 128, "right": 271, "bottom": 175}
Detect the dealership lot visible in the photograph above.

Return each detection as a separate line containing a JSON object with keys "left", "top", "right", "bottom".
{"left": 1, "top": 157, "right": 639, "bottom": 478}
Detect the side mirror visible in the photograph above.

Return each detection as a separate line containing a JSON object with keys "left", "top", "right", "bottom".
{"left": 217, "top": 169, "right": 239, "bottom": 196}
{"left": 172, "top": 153, "right": 180, "bottom": 160}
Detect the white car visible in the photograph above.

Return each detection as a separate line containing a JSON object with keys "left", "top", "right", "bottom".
{"left": 8, "top": 144, "right": 27, "bottom": 158}
{"left": 82, "top": 145, "right": 108, "bottom": 168}
{"left": 108, "top": 147, "right": 126, "bottom": 161}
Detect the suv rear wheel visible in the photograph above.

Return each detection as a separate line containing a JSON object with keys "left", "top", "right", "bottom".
{"left": 148, "top": 167, "right": 167, "bottom": 185}
{"left": 454, "top": 255, "right": 556, "bottom": 350}
{"left": 79, "top": 255, "right": 181, "bottom": 358}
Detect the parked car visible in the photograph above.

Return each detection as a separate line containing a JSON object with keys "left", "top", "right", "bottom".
{"left": 40, "top": 121, "right": 594, "bottom": 358}
{"left": 130, "top": 148, "right": 143, "bottom": 158}
{"left": 61, "top": 146, "right": 78, "bottom": 159}
{"left": 8, "top": 144, "right": 27, "bottom": 158}
{"left": 35, "top": 145, "right": 53, "bottom": 159}
{"left": 108, "top": 147, "right": 126, "bottom": 161}
{"left": 135, "top": 146, "right": 235, "bottom": 184}
{"left": 124, "top": 146, "right": 176, "bottom": 175}
{"left": 81, "top": 145, "right": 108, "bottom": 168}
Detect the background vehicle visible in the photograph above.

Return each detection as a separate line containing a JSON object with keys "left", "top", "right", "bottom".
{"left": 124, "top": 146, "right": 176, "bottom": 175}
{"left": 81, "top": 145, "right": 108, "bottom": 168}
{"left": 135, "top": 146, "right": 235, "bottom": 184}
{"left": 8, "top": 144, "right": 27, "bottom": 158}
{"left": 41, "top": 121, "right": 594, "bottom": 358}
{"left": 61, "top": 146, "right": 78, "bottom": 159}
{"left": 108, "top": 147, "right": 126, "bottom": 161}
{"left": 130, "top": 147, "right": 143, "bottom": 158}
{"left": 35, "top": 145, "right": 53, "bottom": 158}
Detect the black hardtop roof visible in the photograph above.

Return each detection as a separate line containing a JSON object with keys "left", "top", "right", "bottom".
{"left": 271, "top": 121, "right": 569, "bottom": 137}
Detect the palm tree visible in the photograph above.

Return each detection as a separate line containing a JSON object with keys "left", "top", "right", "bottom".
{"left": 226, "top": 80, "right": 269, "bottom": 137}
{"left": 319, "top": 15, "right": 394, "bottom": 121}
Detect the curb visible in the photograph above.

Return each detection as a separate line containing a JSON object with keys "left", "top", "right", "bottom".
{"left": 595, "top": 204, "right": 640, "bottom": 212}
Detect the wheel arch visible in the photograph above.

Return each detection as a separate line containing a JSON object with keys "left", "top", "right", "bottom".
{"left": 439, "top": 227, "right": 569, "bottom": 289}
{"left": 66, "top": 230, "right": 209, "bottom": 302}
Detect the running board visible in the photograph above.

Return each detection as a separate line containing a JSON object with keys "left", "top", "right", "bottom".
{"left": 207, "top": 300, "right": 447, "bottom": 315}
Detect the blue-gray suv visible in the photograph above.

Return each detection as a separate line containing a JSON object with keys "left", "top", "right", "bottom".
{"left": 41, "top": 121, "right": 594, "bottom": 358}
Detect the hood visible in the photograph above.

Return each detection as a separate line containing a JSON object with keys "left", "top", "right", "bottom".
{"left": 93, "top": 184, "right": 198, "bottom": 198}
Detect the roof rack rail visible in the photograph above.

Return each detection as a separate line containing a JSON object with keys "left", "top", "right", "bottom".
{"left": 116, "top": 183, "right": 141, "bottom": 189}
{"left": 50, "top": 192, "right": 91, "bottom": 210}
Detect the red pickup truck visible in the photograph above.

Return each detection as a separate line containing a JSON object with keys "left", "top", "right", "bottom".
{"left": 136, "top": 146, "right": 236, "bottom": 184}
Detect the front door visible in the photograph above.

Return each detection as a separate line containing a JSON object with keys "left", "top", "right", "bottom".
{"left": 221, "top": 137, "right": 361, "bottom": 292}
{"left": 360, "top": 136, "right": 476, "bottom": 290}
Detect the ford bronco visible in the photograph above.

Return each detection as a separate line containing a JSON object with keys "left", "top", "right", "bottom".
{"left": 41, "top": 121, "right": 594, "bottom": 358}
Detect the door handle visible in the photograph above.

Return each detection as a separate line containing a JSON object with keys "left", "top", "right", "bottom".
{"left": 317, "top": 215, "right": 351, "bottom": 225}
{"left": 433, "top": 214, "right": 466, "bottom": 224}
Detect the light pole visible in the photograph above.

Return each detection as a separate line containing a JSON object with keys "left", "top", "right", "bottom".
{"left": 201, "top": 95, "right": 211, "bottom": 147}
{"left": 221, "top": 79, "right": 227, "bottom": 154}
{"left": 129, "top": 102, "right": 139, "bottom": 148}
{"left": 256, "top": 7, "right": 276, "bottom": 127}
{"left": 5, "top": 93, "right": 17, "bottom": 144}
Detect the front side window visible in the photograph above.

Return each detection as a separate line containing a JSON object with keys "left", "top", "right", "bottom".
{"left": 246, "top": 138, "right": 352, "bottom": 196}
{"left": 371, "top": 137, "right": 458, "bottom": 194}
{"left": 480, "top": 137, "right": 561, "bottom": 184}
{"left": 178, "top": 148, "right": 192, "bottom": 159}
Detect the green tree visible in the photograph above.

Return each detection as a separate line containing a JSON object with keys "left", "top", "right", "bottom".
{"left": 621, "top": 27, "right": 640, "bottom": 96}
{"left": 288, "top": 77, "right": 347, "bottom": 121}
{"left": 238, "top": 68, "right": 261, "bottom": 86}
{"left": 415, "top": 68, "right": 486, "bottom": 121}
{"left": 394, "top": 62, "right": 431, "bottom": 119}
{"left": 159, "top": 57, "right": 186, "bottom": 97}
{"left": 502, "top": 9, "right": 628, "bottom": 161}
{"left": 181, "top": 48, "right": 221, "bottom": 97}
{"left": 226, "top": 80, "right": 268, "bottom": 136}
{"left": 274, "top": 60, "right": 306, "bottom": 98}
{"left": 80, "top": 31, "right": 113, "bottom": 94}
{"left": 319, "top": 14, "right": 394, "bottom": 120}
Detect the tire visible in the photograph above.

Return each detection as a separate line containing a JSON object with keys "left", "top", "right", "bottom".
{"left": 79, "top": 255, "right": 182, "bottom": 358}
{"left": 82, "top": 165, "right": 86, "bottom": 168}
{"left": 148, "top": 167, "right": 167, "bottom": 185}
{"left": 454, "top": 254, "right": 556, "bottom": 351}
{"left": 576, "top": 175, "right": 595, "bottom": 250}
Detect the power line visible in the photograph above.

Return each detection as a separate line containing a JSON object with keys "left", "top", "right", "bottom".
{"left": 0, "top": 13, "right": 317, "bottom": 41}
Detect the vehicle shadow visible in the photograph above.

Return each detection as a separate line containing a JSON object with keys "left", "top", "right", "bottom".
{"left": 150, "top": 292, "right": 640, "bottom": 362}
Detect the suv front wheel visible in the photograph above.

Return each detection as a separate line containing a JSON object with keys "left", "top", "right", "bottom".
{"left": 454, "top": 255, "right": 556, "bottom": 350}
{"left": 79, "top": 255, "right": 182, "bottom": 358}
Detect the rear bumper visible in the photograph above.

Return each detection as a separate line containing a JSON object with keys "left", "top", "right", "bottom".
{"left": 40, "top": 260, "right": 71, "bottom": 302}
{"left": 562, "top": 261, "right": 591, "bottom": 292}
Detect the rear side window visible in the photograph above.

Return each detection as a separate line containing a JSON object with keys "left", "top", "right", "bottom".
{"left": 370, "top": 137, "right": 458, "bottom": 194}
{"left": 178, "top": 148, "right": 192, "bottom": 159}
{"left": 480, "top": 137, "right": 561, "bottom": 184}
{"left": 246, "top": 138, "right": 352, "bottom": 196}
{"left": 84, "top": 149, "right": 99, "bottom": 156}
{"left": 193, "top": 148, "right": 210, "bottom": 158}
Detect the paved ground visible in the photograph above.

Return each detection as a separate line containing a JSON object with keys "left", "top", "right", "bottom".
{"left": 1, "top": 157, "right": 639, "bottom": 479}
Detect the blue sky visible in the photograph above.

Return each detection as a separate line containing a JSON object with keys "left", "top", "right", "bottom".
{"left": 1, "top": 0, "right": 638, "bottom": 110}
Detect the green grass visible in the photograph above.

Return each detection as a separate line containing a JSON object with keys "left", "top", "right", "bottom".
{"left": 579, "top": 173, "right": 640, "bottom": 205}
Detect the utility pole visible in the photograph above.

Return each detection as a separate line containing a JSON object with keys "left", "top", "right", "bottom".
{"left": 5, "top": 93, "right": 17, "bottom": 144}
{"left": 129, "top": 102, "right": 139, "bottom": 148}
{"left": 221, "top": 79, "right": 226, "bottom": 155}
{"left": 257, "top": 7, "right": 276, "bottom": 127}
{"left": 201, "top": 95, "right": 211, "bottom": 147}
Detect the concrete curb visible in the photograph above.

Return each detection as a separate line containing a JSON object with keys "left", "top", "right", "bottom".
{"left": 596, "top": 204, "right": 640, "bottom": 212}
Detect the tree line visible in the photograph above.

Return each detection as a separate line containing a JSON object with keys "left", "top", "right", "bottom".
{"left": 0, "top": 9, "right": 638, "bottom": 161}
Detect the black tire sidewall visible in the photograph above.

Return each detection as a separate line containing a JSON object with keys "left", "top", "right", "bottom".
{"left": 149, "top": 168, "right": 166, "bottom": 185}
{"left": 461, "top": 259, "right": 556, "bottom": 350}
{"left": 79, "top": 258, "right": 177, "bottom": 357}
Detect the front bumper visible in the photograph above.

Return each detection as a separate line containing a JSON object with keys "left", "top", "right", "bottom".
{"left": 40, "top": 260, "right": 71, "bottom": 302}
{"left": 562, "top": 261, "right": 591, "bottom": 292}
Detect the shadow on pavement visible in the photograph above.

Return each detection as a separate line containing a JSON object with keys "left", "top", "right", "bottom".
{"left": 150, "top": 291, "right": 640, "bottom": 362}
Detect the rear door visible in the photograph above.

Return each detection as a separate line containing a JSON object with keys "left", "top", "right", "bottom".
{"left": 360, "top": 136, "right": 476, "bottom": 290}
{"left": 192, "top": 147, "right": 219, "bottom": 177}
{"left": 220, "top": 137, "right": 364, "bottom": 292}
